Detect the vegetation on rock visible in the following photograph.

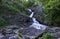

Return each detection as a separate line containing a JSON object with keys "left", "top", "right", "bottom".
{"left": 42, "top": 33, "right": 56, "bottom": 39}
{"left": 0, "top": 17, "right": 9, "bottom": 28}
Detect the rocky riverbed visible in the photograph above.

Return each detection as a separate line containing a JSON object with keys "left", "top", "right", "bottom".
{"left": 0, "top": 24, "right": 60, "bottom": 39}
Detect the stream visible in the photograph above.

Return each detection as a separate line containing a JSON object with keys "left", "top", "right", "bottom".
{"left": 28, "top": 9, "right": 47, "bottom": 30}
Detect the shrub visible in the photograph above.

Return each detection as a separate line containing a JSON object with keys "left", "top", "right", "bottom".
{"left": 0, "top": 17, "right": 9, "bottom": 28}
{"left": 41, "top": 0, "right": 60, "bottom": 26}
{"left": 42, "top": 33, "right": 56, "bottom": 39}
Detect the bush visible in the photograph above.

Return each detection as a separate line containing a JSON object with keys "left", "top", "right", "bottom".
{"left": 1, "top": 0, "right": 60, "bottom": 26}
{"left": 2, "top": 0, "right": 38, "bottom": 15}
{"left": 0, "top": 0, "right": 38, "bottom": 28}
{"left": 42, "top": 33, "right": 56, "bottom": 39}
{"left": 41, "top": 0, "right": 60, "bottom": 26}
{"left": 0, "top": 17, "right": 9, "bottom": 28}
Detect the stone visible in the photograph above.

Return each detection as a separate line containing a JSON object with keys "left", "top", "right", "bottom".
{"left": 20, "top": 27, "right": 46, "bottom": 39}
{"left": 0, "top": 34, "right": 4, "bottom": 39}
{"left": 58, "top": 38, "right": 60, "bottom": 39}
{"left": 0, "top": 25, "right": 20, "bottom": 39}
{"left": 12, "top": 14, "right": 33, "bottom": 28}
{"left": 5, "top": 25, "right": 19, "bottom": 30}
{"left": 47, "top": 27, "right": 60, "bottom": 38}
{"left": 1, "top": 35, "right": 18, "bottom": 39}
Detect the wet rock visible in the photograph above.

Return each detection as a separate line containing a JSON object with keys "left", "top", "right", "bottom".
{"left": 0, "top": 29, "right": 5, "bottom": 39}
{"left": 5, "top": 25, "right": 19, "bottom": 30}
{"left": 0, "top": 34, "right": 4, "bottom": 39}
{"left": 0, "top": 25, "right": 20, "bottom": 39}
{"left": 2, "top": 29, "right": 14, "bottom": 36}
{"left": 12, "top": 14, "right": 33, "bottom": 28}
{"left": 47, "top": 27, "right": 60, "bottom": 38}
{"left": 1, "top": 25, "right": 21, "bottom": 35}
{"left": 1, "top": 35, "right": 18, "bottom": 39}
{"left": 20, "top": 27, "right": 47, "bottom": 39}
{"left": 58, "top": 38, "right": 60, "bottom": 39}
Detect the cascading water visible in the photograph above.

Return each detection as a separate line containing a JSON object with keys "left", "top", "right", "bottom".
{"left": 28, "top": 9, "right": 47, "bottom": 30}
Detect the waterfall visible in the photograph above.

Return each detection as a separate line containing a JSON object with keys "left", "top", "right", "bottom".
{"left": 27, "top": 9, "right": 34, "bottom": 18}
{"left": 28, "top": 9, "right": 47, "bottom": 30}
{"left": 29, "top": 12, "right": 34, "bottom": 18}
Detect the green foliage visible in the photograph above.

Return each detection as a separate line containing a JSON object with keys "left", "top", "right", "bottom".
{"left": 2, "top": 0, "right": 38, "bottom": 15}
{"left": 41, "top": 0, "right": 60, "bottom": 26}
{"left": 0, "top": 17, "right": 9, "bottom": 28}
{"left": 0, "top": 0, "right": 39, "bottom": 28}
{"left": 1, "top": 0, "right": 60, "bottom": 27}
{"left": 18, "top": 33, "right": 22, "bottom": 39}
{"left": 2, "top": 0, "right": 22, "bottom": 13}
{"left": 42, "top": 33, "right": 56, "bottom": 39}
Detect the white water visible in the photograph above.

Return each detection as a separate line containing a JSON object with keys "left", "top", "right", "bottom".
{"left": 27, "top": 9, "right": 34, "bottom": 18}
{"left": 28, "top": 9, "right": 47, "bottom": 30}
{"left": 29, "top": 12, "right": 34, "bottom": 18}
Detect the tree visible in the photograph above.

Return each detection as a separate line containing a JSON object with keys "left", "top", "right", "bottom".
{"left": 41, "top": 0, "right": 60, "bottom": 26}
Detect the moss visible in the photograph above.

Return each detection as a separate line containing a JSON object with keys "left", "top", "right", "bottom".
{"left": 42, "top": 33, "right": 56, "bottom": 39}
